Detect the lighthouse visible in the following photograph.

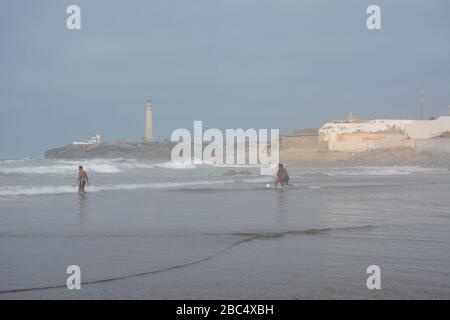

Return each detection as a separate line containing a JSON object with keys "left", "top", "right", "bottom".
{"left": 145, "top": 98, "right": 153, "bottom": 143}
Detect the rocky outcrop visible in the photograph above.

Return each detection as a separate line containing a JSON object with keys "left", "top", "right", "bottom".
{"left": 45, "top": 141, "right": 175, "bottom": 160}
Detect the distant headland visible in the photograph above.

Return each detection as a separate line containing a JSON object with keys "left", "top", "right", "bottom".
{"left": 44, "top": 98, "right": 450, "bottom": 168}
{"left": 45, "top": 140, "right": 174, "bottom": 161}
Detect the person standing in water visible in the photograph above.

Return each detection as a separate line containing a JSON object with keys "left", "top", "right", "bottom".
{"left": 281, "top": 164, "right": 291, "bottom": 186}
{"left": 275, "top": 163, "right": 285, "bottom": 187}
{"left": 76, "top": 166, "right": 89, "bottom": 194}
{"left": 275, "top": 163, "right": 291, "bottom": 187}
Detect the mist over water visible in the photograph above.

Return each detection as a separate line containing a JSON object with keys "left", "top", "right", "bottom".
{"left": 0, "top": 158, "right": 450, "bottom": 299}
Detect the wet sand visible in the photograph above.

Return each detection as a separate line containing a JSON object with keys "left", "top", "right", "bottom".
{"left": 1, "top": 161, "right": 450, "bottom": 299}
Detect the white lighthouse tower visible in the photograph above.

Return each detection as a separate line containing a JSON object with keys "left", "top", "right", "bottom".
{"left": 145, "top": 98, "right": 153, "bottom": 143}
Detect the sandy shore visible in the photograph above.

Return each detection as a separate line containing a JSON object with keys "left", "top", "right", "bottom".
{"left": 281, "top": 147, "right": 450, "bottom": 168}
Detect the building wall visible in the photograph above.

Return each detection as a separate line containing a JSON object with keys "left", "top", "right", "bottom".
{"left": 280, "top": 134, "right": 318, "bottom": 150}
{"left": 415, "top": 138, "right": 450, "bottom": 154}
{"left": 405, "top": 116, "right": 450, "bottom": 139}
{"left": 368, "top": 134, "right": 414, "bottom": 151}
{"left": 327, "top": 134, "right": 368, "bottom": 152}
{"left": 326, "top": 133, "right": 414, "bottom": 152}
{"left": 319, "top": 116, "right": 450, "bottom": 152}
{"left": 319, "top": 119, "right": 413, "bottom": 140}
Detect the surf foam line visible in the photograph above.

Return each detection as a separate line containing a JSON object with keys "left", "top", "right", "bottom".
{"left": 0, "top": 164, "right": 122, "bottom": 175}
{"left": 0, "top": 159, "right": 158, "bottom": 175}
{"left": 0, "top": 180, "right": 236, "bottom": 197}
{"left": 0, "top": 225, "right": 374, "bottom": 295}
{"left": 0, "top": 176, "right": 274, "bottom": 197}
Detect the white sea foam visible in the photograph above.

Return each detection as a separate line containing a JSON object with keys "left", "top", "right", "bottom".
{"left": 155, "top": 161, "right": 268, "bottom": 170}
{"left": 0, "top": 158, "right": 32, "bottom": 165}
{"left": 309, "top": 166, "right": 444, "bottom": 177}
{"left": 2, "top": 158, "right": 442, "bottom": 178}
{"left": 155, "top": 162, "right": 197, "bottom": 169}
{"left": 0, "top": 158, "right": 156, "bottom": 175}
{"left": 0, "top": 180, "right": 232, "bottom": 196}
{"left": 242, "top": 176, "right": 273, "bottom": 184}
{"left": 0, "top": 173, "right": 276, "bottom": 197}
{"left": 0, "top": 158, "right": 266, "bottom": 175}
{"left": 0, "top": 185, "right": 79, "bottom": 196}
{"left": 0, "top": 164, "right": 121, "bottom": 175}
{"left": 203, "top": 162, "right": 263, "bottom": 169}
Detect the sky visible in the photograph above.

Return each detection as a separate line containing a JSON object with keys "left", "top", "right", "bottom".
{"left": 0, "top": 0, "right": 449, "bottom": 158}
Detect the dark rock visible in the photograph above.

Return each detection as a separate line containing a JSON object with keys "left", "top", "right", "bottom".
{"left": 45, "top": 141, "right": 175, "bottom": 160}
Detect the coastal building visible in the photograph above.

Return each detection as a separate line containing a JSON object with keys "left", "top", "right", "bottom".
{"left": 319, "top": 114, "right": 450, "bottom": 152}
{"left": 281, "top": 129, "right": 318, "bottom": 150}
{"left": 145, "top": 98, "right": 153, "bottom": 143}
{"left": 72, "top": 133, "right": 101, "bottom": 145}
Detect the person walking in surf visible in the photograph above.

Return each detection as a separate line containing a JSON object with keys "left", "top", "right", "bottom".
{"left": 275, "top": 163, "right": 285, "bottom": 187}
{"left": 275, "top": 163, "right": 291, "bottom": 187}
{"left": 281, "top": 164, "right": 291, "bottom": 186}
{"left": 76, "top": 166, "right": 89, "bottom": 194}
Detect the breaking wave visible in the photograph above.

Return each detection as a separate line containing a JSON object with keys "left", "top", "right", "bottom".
{"left": 304, "top": 166, "right": 444, "bottom": 177}
{"left": 0, "top": 164, "right": 121, "bottom": 175}
{"left": 155, "top": 161, "right": 267, "bottom": 170}
{"left": 0, "top": 159, "right": 155, "bottom": 175}
{"left": 0, "top": 178, "right": 261, "bottom": 197}
{"left": 0, "top": 174, "right": 276, "bottom": 197}
{"left": 0, "top": 158, "right": 33, "bottom": 165}
{"left": 154, "top": 162, "right": 197, "bottom": 169}
{"left": 241, "top": 176, "right": 273, "bottom": 183}
{"left": 2, "top": 158, "right": 443, "bottom": 178}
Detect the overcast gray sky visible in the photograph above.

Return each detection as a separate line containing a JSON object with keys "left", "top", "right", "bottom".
{"left": 1, "top": 0, "right": 449, "bottom": 158}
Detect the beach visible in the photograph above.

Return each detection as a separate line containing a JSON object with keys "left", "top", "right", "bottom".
{"left": 1, "top": 159, "right": 450, "bottom": 299}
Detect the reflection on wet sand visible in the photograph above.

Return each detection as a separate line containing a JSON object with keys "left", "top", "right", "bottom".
{"left": 78, "top": 193, "right": 88, "bottom": 231}
{"left": 276, "top": 188, "right": 288, "bottom": 218}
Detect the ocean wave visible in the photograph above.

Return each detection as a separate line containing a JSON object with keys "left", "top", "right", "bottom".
{"left": 204, "top": 162, "right": 264, "bottom": 169}
{"left": 54, "top": 158, "right": 154, "bottom": 168}
{"left": 241, "top": 176, "right": 273, "bottom": 183}
{"left": 0, "top": 164, "right": 121, "bottom": 175}
{"left": 0, "top": 159, "right": 157, "bottom": 175}
{"left": 304, "top": 166, "right": 444, "bottom": 177}
{"left": 154, "top": 161, "right": 197, "bottom": 169}
{"left": 0, "top": 158, "right": 269, "bottom": 175}
{"left": 0, "top": 158, "right": 32, "bottom": 165}
{"left": 155, "top": 161, "right": 271, "bottom": 170}
{"left": 0, "top": 174, "right": 276, "bottom": 197}
{"left": 0, "top": 179, "right": 240, "bottom": 196}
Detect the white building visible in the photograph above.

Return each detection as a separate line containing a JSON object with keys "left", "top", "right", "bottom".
{"left": 73, "top": 133, "right": 101, "bottom": 145}
{"left": 319, "top": 115, "right": 450, "bottom": 152}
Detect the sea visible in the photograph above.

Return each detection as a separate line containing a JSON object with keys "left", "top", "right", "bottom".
{"left": 0, "top": 158, "right": 449, "bottom": 299}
